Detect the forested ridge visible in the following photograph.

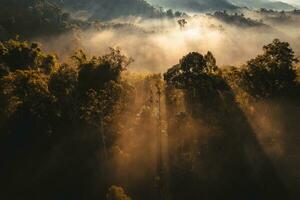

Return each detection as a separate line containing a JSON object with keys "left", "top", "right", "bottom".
{"left": 1, "top": 0, "right": 300, "bottom": 200}
{"left": 0, "top": 0, "right": 81, "bottom": 40}
{"left": 55, "top": 0, "right": 167, "bottom": 20}
{"left": 230, "top": 0, "right": 295, "bottom": 10}
{"left": 148, "top": 0, "right": 237, "bottom": 12}
{"left": 0, "top": 0, "right": 298, "bottom": 41}
{"left": 0, "top": 37, "right": 300, "bottom": 199}
{"left": 0, "top": 0, "right": 187, "bottom": 41}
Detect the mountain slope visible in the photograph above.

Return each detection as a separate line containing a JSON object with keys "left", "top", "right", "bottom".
{"left": 90, "top": 0, "right": 164, "bottom": 20}
{"left": 0, "top": 0, "right": 78, "bottom": 40}
{"left": 56, "top": 0, "right": 166, "bottom": 20}
{"left": 229, "top": 0, "right": 295, "bottom": 10}
{"left": 148, "top": 0, "right": 237, "bottom": 11}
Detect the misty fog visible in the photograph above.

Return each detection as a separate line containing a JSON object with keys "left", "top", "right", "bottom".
{"left": 35, "top": 11, "right": 300, "bottom": 72}
{"left": 1, "top": 1, "right": 300, "bottom": 200}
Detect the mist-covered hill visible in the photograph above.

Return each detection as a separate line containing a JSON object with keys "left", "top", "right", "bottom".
{"left": 148, "top": 0, "right": 295, "bottom": 11}
{"left": 55, "top": 0, "right": 169, "bottom": 20}
{"left": 0, "top": 0, "right": 185, "bottom": 40}
{"left": 1, "top": 0, "right": 298, "bottom": 42}
{"left": 89, "top": 0, "right": 165, "bottom": 20}
{"left": 0, "top": 0, "right": 82, "bottom": 40}
{"left": 148, "top": 0, "right": 238, "bottom": 12}
{"left": 209, "top": 11, "right": 271, "bottom": 28}
{"left": 229, "top": 0, "right": 295, "bottom": 10}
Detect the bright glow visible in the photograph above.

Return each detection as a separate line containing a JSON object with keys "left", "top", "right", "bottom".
{"left": 184, "top": 27, "right": 202, "bottom": 38}
{"left": 81, "top": 14, "right": 300, "bottom": 73}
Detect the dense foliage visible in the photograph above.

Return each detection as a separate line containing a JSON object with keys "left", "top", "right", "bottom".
{"left": 53, "top": 0, "right": 186, "bottom": 20}
{"left": 163, "top": 40, "right": 300, "bottom": 199}
{"left": 210, "top": 11, "right": 268, "bottom": 28}
{"left": 0, "top": 0, "right": 83, "bottom": 40}
{"left": 0, "top": 35, "right": 299, "bottom": 200}
{"left": 237, "top": 39, "right": 299, "bottom": 99}
{"left": 257, "top": 8, "right": 300, "bottom": 25}
{"left": 0, "top": 39, "right": 134, "bottom": 200}
{"left": 106, "top": 186, "right": 132, "bottom": 200}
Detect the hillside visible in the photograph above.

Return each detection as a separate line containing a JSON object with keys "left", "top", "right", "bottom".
{"left": 0, "top": 0, "right": 81, "bottom": 40}
{"left": 209, "top": 11, "right": 270, "bottom": 28}
{"left": 148, "top": 0, "right": 238, "bottom": 12}
{"left": 55, "top": 0, "right": 167, "bottom": 20}
{"left": 90, "top": 0, "right": 165, "bottom": 20}
{"left": 229, "top": 0, "right": 295, "bottom": 10}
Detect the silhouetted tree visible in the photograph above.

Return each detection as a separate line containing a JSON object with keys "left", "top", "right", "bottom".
{"left": 238, "top": 39, "right": 298, "bottom": 99}
{"left": 73, "top": 48, "right": 132, "bottom": 92}
{"left": 164, "top": 49, "right": 289, "bottom": 200}
{"left": 0, "top": 39, "right": 57, "bottom": 74}
{"left": 177, "top": 19, "right": 187, "bottom": 29}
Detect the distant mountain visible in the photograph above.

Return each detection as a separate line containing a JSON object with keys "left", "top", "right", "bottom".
{"left": 148, "top": 0, "right": 238, "bottom": 11}
{"left": 90, "top": 0, "right": 164, "bottom": 20}
{"left": 209, "top": 11, "right": 271, "bottom": 29}
{"left": 0, "top": 0, "right": 79, "bottom": 40}
{"left": 56, "top": 0, "right": 167, "bottom": 20}
{"left": 229, "top": 0, "right": 295, "bottom": 10}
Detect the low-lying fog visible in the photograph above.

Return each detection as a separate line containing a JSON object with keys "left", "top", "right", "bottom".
{"left": 39, "top": 12, "right": 300, "bottom": 72}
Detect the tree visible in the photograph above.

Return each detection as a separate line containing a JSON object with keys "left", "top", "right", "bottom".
{"left": 49, "top": 64, "right": 79, "bottom": 125}
{"left": 177, "top": 19, "right": 187, "bottom": 29}
{"left": 106, "top": 185, "right": 132, "bottom": 200}
{"left": 0, "top": 69, "right": 52, "bottom": 118}
{"left": 238, "top": 39, "right": 298, "bottom": 99}
{"left": 0, "top": 38, "right": 136, "bottom": 200}
{"left": 0, "top": 39, "right": 58, "bottom": 74}
{"left": 0, "top": 69, "right": 55, "bottom": 145}
{"left": 166, "top": 9, "right": 174, "bottom": 18}
{"left": 73, "top": 48, "right": 133, "bottom": 92}
{"left": 164, "top": 49, "right": 289, "bottom": 200}
{"left": 164, "top": 51, "right": 226, "bottom": 93}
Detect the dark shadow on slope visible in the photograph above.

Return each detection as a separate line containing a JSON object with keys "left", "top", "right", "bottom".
{"left": 164, "top": 56, "right": 289, "bottom": 199}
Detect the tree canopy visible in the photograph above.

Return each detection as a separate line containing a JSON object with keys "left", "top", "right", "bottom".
{"left": 0, "top": 39, "right": 58, "bottom": 74}
{"left": 238, "top": 39, "right": 299, "bottom": 99}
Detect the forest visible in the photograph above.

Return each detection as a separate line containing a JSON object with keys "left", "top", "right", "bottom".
{"left": 1, "top": 0, "right": 300, "bottom": 200}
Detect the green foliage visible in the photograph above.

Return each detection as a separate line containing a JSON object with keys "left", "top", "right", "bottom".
{"left": 80, "top": 81, "right": 128, "bottom": 127}
{"left": 238, "top": 39, "right": 298, "bottom": 99}
{"left": 0, "top": 69, "right": 52, "bottom": 117}
{"left": 164, "top": 52, "right": 219, "bottom": 88}
{"left": 0, "top": 39, "right": 134, "bottom": 199}
{"left": 0, "top": 39, "right": 57, "bottom": 74}
{"left": 0, "top": 69, "right": 54, "bottom": 141}
{"left": 164, "top": 51, "right": 229, "bottom": 111}
{"left": 0, "top": 0, "right": 81, "bottom": 40}
{"left": 1, "top": 37, "right": 299, "bottom": 200}
{"left": 49, "top": 64, "right": 78, "bottom": 123}
{"left": 74, "top": 48, "right": 133, "bottom": 92}
{"left": 164, "top": 40, "right": 293, "bottom": 200}
{"left": 106, "top": 185, "right": 132, "bottom": 200}
{"left": 49, "top": 64, "right": 78, "bottom": 101}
